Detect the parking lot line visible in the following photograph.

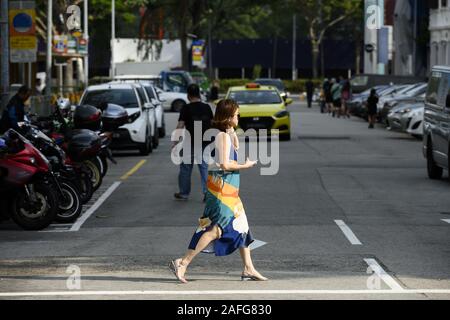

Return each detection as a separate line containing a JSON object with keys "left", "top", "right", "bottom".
{"left": 442, "top": 219, "right": 450, "bottom": 224}
{"left": 69, "top": 182, "right": 122, "bottom": 232}
{"left": 364, "top": 258, "right": 404, "bottom": 291}
{"left": 334, "top": 220, "right": 362, "bottom": 245}
{"left": 120, "top": 160, "right": 147, "bottom": 180}
{"left": 0, "top": 289, "right": 448, "bottom": 297}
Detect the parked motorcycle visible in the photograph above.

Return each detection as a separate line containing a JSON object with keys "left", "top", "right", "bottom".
{"left": 0, "top": 130, "right": 58, "bottom": 230}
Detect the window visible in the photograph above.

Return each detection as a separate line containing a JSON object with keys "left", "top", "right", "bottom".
{"left": 426, "top": 72, "right": 442, "bottom": 105}
{"left": 136, "top": 87, "right": 148, "bottom": 105}
{"left": 83, "top": 89, "right": 139, "bottom": 109}
{"left": 144, "top": 86, "right": 156, "bottom": 99}
{"left": 228, "top": 90, "right": 282, "bottom": 105}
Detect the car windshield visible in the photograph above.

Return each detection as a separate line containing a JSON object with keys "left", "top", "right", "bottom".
{"left": 83, "top": 89, "right": 139, "bottom": 109}
{"left": 229, "top": 90, "right": 282, "bottom": 104}
{"left": 255, "top": 79, "right": 285, "bottom": 91}
{"left": 405, "top": 83, "right": 427, "bottom": 96}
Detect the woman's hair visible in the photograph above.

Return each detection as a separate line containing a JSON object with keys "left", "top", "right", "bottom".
{"left": 212, "top": 99, "right": 239, "bottom": 132}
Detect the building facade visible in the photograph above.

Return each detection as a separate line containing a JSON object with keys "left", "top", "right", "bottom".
{"left": 430, "top": 0, "right": 450, "bottom": 68}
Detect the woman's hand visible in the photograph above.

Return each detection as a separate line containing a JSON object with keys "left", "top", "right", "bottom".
{"left": 244, "top": 157, "right": 258, "bottom": 168}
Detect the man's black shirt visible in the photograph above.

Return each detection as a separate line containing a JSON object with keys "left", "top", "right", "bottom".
{"left": 178, "top": 101, "right": 214, "bottom": 151}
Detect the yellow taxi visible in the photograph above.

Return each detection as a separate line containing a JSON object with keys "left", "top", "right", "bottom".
{"left": 225, "top": 83, "right": 292, "bottom": 140}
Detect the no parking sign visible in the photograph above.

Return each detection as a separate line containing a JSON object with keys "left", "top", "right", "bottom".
{"left": 9, "top": 1, "right": 37, "bottom": 63}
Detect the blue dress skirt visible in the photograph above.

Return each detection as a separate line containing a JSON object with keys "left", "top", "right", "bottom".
{"left": 188, "top": 147, "right": 254, "bottom": 256}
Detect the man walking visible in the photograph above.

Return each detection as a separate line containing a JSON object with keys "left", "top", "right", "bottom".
{"left": 0, "top": 85, "right": 32, "bottom": 133}
{"left": 305, "top": 78, "right": 314, "bottom": 109}
{"left": 173, "top": 84, "right": 213, "bottom": 202}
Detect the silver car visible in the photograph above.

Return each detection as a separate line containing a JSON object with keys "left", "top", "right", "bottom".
{"left": 387, "top": 101, "right": 424, "bottom": 132}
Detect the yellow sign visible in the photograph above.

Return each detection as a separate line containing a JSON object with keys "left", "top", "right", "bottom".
{"left": 9, "top": 2, "right": 37, "bottom": 62}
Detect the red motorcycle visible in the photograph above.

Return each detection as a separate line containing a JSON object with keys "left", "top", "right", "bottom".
{"left": 0, "top": 130, "right": 58, "bottom": 230}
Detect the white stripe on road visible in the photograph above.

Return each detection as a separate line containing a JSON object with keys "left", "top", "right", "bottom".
{"left": 334, "top": 220, "right": 362, "bottom": 245}
{"left": 442, "top": 219, "right": 450, "bottom": 224}
{"left": 69, "top": 181, "right": 122, "bottom": 232}
{"left": 0, "top": 289, "right": 448, "bottom": 297}
{"left": 364, "top": 258, "right": 404, "bottom": 291}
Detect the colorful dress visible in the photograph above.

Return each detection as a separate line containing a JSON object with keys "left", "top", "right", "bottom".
{"left": 188, "top": 134, "right": 254, "bottom": 256}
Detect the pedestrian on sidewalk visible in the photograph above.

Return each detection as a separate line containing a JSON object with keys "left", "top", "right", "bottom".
{"left": 169, "top": 99, "right": 268, "bottom": 284}
{"left": 323, "top": 78, "right": 332, "bottom": 114}
{"left": 330, "top": 78, "right": 342, "bottom": 118}
{"left": 173, "top": 84, "right": 214, "bottom": 202}
{"left": 367, "top": 89, "right": 379, "bottom": 129}
{"left": 209, "top": 80, "right": 220, "bottom": 102}
{"left": 340, "top": 76, "right": 352, "bottom": 118}
{"left": 0, "top": 85, "right": 31, "bottom": 134}
{"left": 305, "top": 78, "right": 314, "bottom": 109}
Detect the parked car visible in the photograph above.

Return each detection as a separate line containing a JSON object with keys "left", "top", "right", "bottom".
{"left": 80, "top": 83, "right": 156, "bottom": 155}
{"left": 350, "top": 74, "right": 427, "bottom": 94}
{"left": 387, "top": 101, "right": 424, "bottom": 132}
{"left": 423, "top": 65, "right": 450, "bottom": 180}
{"left": 254, "top": 78, "right": 290, "bottom": 100}
{"left": 405, "top": 105, "right": 424, "bottom": 139}
{"left": 113, "top": 75, "right": 190, "bottom": 112}
{"left": 347, "top": 85, "right": 389, "bottom": 117}
{"left": 190, "top": 71, "right": 210, "bottom": 95}
{"left": 378, "top": 83, "right": 427, "bottom": 122}
{"left": 110, "top": 79, "right": 166, "bottom": 138}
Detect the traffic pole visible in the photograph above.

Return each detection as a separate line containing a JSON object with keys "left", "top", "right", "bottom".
{"left": 110, "top": 0, "right": 115, "bottom": 79}
{"left": 1, "top": 0, "right": 10, "bottom": 108}
{"left": 45, "top": 0, "right": 52, "bottom": 97}
{"left": 84, "top": 0, "right": 89, "bottom": 86}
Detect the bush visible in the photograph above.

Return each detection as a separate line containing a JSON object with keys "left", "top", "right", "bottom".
{"left": 217, "top": 78, "right": 323, "bottom": 94}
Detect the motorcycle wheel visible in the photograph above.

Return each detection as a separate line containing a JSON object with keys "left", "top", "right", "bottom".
{"left": 55, "top": 180, "right": 82, "bottom": 223}
{"left": 84, "top": 159, "right": 103, "bottom": 192}
{"left": 11, "top": 182, "right": 58, "bottom": 230}
{"left": 100, "top": 155, "right": 108, "bottom": 177}
{"left": 78, "top": 170, "right": 93, "bottom": 204}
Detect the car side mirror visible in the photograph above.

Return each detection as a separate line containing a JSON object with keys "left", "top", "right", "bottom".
{"left": 285, "top": 98, "right": 293, "bottom": 106}
{"left": 151, "top": 98, "right": 160, "bottom": 106}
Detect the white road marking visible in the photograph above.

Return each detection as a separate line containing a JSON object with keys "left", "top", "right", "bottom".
{"left": 334, "top": 220, "right": 362, "bottom": 245}
{"left": 442, "top": 219, "right": 450, "bottom": 224}
{"left": 69, "top": 181, "right": 122, "bottom": 232}
{"left": 364, "top": 258, "right": 404, "bottom": 291}
{"left": 0, "top": 289, "right": 448, "bottom": 297}
{"left": 249, "top": 239, "right": 267, "bottom": 251}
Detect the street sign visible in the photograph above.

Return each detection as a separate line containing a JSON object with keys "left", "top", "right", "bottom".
{"left": 53, "top": 35, "right": 68, "bottom": 54}
{"left": 9, "top": 1, "right": 37, "bottom": 63}
{"left": 192, "top": 39, "right": 206, "bottom": 68}
{"left": 365, "top": 44, "right": 375, "bottom": 53}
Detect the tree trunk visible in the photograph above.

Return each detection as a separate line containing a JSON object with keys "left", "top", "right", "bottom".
{"left": 312, "top": 40, "right": 319, "bottom": 79}
{"left": 355, "top": 41, "right": 361, "bottom": 75}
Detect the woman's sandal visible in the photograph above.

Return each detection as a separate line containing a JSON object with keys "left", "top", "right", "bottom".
{"left": 169, "top": 259, "right": 188, "bottom": 284}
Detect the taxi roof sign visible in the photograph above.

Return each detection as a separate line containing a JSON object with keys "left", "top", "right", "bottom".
{"left": 246, "top": 83, "right": 261, "bottom": 89}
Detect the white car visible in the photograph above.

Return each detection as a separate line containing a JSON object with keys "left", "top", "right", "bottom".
{"left": 80, "top": 83, "right": 156, "bottom": 155}
{"left": 154, "top": 87, "right": 189, "bottom": 112}
{"left": 405, "top": 106, "right": 424, "bottom": 139}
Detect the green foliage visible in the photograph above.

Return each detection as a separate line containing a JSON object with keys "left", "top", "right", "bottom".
{"left": 252, "top": 65, "right": 262, "bottom": 79}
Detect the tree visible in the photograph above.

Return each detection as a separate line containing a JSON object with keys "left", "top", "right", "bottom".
{"left": 293, "top": 0, "right": 361, "bottom": 78}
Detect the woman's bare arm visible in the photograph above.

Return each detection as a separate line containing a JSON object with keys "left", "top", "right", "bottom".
{"left": 216, "top": 132, "right": 256, "bottom": 171}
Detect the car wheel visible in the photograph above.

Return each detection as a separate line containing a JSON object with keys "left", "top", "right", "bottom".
{"left": 152, "top": 122, "right": 159, "bottom": 149}
{"left": 280, "top": 133, "right": 291, "bottom": 141}
{"left": 139, "top": 131, "right": 152, "bottom": 155}
{"left": 159, "top": 115, "right": 166, "bottom": 138}
{"left": 172, "top": 99, "right": 186, "bottom": 112}
{"left": 427, "top": 140, "right": 443, "bottom": 180}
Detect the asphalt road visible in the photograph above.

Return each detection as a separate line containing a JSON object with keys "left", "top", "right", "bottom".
{"left": 0, "top": 100, "right": 449, "bottom": 300}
